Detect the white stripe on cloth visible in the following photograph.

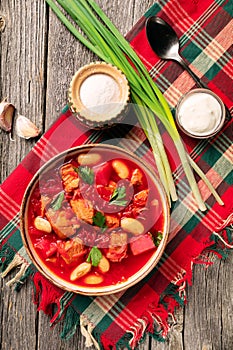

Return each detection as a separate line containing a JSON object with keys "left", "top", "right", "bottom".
{"left": 0, "top": 200, "right": 20, "bottom": 224}
{"left": 0, "top": 188, "right": 21, "bottom": 218}
{"left": 0, "top": 213, "right": 20, "bottom": 240}
{"left": 214, "top": 140, "right": 233, "bottom": 165}
{"left": 33, "top": 137, "right": 59, "bottom": 163}
{"left": 80, "top": 291, "right": 142, "bottom": 335}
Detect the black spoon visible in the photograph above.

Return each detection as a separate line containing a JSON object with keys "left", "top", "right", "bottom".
{"left": 146, "top": 16, "right": 231, "bottom": 120}
{"left": 146, "top": 16, "right": 207, "bottom": 88}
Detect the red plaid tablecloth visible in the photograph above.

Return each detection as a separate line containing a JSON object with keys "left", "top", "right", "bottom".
{"left": 0, "top": 0, "right": 232, "bottom": 349}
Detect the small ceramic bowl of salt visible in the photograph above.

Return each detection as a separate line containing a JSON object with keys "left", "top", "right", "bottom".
{"left": 175, "top": 88, "right": 225, "bottom": 139}
{"left": 68, "top": 62, "right": 130, "bottom": 129}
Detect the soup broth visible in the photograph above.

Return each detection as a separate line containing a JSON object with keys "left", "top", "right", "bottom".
{"left": 27, "top": 148, "right": 165, "bottom": 288}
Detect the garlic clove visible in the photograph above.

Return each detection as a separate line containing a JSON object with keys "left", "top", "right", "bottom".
{"left": 0, "top": 15, "right": 6, "bottom": 33}
{"left": 15, "top": 115, "right": 41, "bottom": 139}
{"left": 0, "top": 101, "right": 15, "bottom": 132}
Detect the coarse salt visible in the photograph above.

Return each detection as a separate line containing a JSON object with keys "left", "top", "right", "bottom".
{"left": 80, "top": 73, "right": 120, "bottom": 109}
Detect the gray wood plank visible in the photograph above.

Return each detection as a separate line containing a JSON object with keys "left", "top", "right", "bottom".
{"left": 184, "top": 252, "right": 233, "bottom": 350}
{"left": 0, "top": 1, "right": 46, "bottom": 350}
{"left": 0, "top": 0, "right": 232, "bottom": 350}
{"left": 0, "top": 273, "right": 38, "bottom": 350}
{"left": 0, "top": 0, "right": 47, "bottom": 180}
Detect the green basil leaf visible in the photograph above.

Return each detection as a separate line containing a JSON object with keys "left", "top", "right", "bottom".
{"left": 75, "top": 166, "right": 94, "bottom": 184}
{"left": 93, "top": 211, "right": 106, "bottom": 228}
{"left": 87, "top": 246, "right": 102, "bottom": 267}
{"left": 109, "top": 186, "right": 127, "bottom": 206}
{"left": 154, "top": 231, "right": 163, "bottom": 247}
{"left": 50, "top": 192, "right": 64, "bottom": 210}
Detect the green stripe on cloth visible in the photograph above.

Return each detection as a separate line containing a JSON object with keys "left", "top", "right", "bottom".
{"left": 205, "top": 62, "right": 222, "bottom": 80}
{"left": 144, "top": 3, "right": 161, "bottom": 18}
{"left": 71, "top": 294, "right": 95, "bottom": 314}
{"left": 0, "top": 1, "right": 232, "bottom": 349}
{"left": 6, "top": 229, "right": 24, "bottom": 252}
{"left": 0, "top": 216, "right": 20, "bottom": 241}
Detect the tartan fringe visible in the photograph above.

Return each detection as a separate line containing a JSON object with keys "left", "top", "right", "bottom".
{"left": 208, "top": 222, "right": 233, "bottom": 259}
{"left": 1, "top": 254, "right": 24, "bottom": 278}
{"left": 80, "top": 315, "right": 101, "bottom": 350}
{"left": 33, "top": 272, "right": 64, "bottom": 317}
{"left": 5, "top": 261, "right": 28, "bottom": 287}
{"left": 60, "top": 306, "right": 80, "bottom": 340}
{"left": 124, "top": 219, "right": 233, "bottom": 350}
{"left": 0, "top": 244, "right": 17, "bottom": 274}
{"left": 125, "top": 281, "right": 186, "bottom": 349}
{"left": 211, "top": 212, "right": 233, "bottom": 250}
{"left": 14, "top": 265, "right": 34, "bottom": 291}
{"left": 0, "top": 245, "right": 33, "bottom": 289}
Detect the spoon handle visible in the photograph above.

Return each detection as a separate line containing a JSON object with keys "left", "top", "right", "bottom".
{"left": 176, "top": 55, "right": 208, "bottom": 89}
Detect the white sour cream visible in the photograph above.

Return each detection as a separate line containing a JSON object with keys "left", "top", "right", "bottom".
{"left": 177, "top": 91, "right": 223, "bottom": 136}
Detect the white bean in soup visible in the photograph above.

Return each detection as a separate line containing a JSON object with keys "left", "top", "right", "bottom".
{"left": 112, "top": 159, "right": 129, "bottom": 179}
{"left": 70, "top": 262, "right": 92, "bottom": 281}
{"left": 77, "top": 152, "right": 102, "bottom": 165}
{"left": 34, "top": 217, "right": 52, "bottom": 233}
{"left": 121, "top": 217, "right": 144, "bottom": 235}
{"left": 84, "top": 274, "right": 104, "bottom": 285}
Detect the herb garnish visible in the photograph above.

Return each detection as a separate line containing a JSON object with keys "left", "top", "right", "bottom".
{"left": 109, "top": 186, "right": 127, "bottom": 206}
{"left": 87, "top": 246, "right": 102, "bottom": 267}
{"left": 93, "top": 211, "right": 106, "bottom": 229}
{"left": 154, "top": 232, "right": 163, "bottom": 247}
{"left": 75, "top": 166, "right": 94, "bottom": 185}
{"left": 50, "top": 192, "right": 64, "bottom": 210}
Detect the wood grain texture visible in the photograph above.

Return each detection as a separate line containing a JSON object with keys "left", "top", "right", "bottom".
{"left": 0, "top": 1, "right": 232, "bottom": 349}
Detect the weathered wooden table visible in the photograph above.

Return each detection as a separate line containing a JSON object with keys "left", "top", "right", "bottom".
{"left": 0, "top": 1, "right": 232, "bottom": 349}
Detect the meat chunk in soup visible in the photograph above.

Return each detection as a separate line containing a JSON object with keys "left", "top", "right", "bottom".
{"left": 133, "top": 189, "right": 149, "bottom": 206}
{"left": 70, "top": 198, "right": 94, "bottom": 224}
{"left": 61, "top": 163, "right": 79, "bottom": 192}
{"left": 105, "top": 214, "right": 120, "bottom": 228}
{"left": 40, "top": 195, "right": 51, "bottom": 216}
{"left": 45, "top": 206, "right": 80, "bottom": 239}
{"left": 130, "top": 168, "right": 143, "bottom": 186}
{"left": 106, "top": 232, "right": 128, "bottom": 262}
{"left": 57, "top": 237, "right": 86, "bottom": 264}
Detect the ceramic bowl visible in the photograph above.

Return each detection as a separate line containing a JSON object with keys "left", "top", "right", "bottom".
{"left": 68, "top": 62, "right": 130, "bottom": 129}
{"left": 20, "top": 144, "right": 170, "bottom": 295}
{"left": 176, "top": 88, "right": 225, "bottom": 139}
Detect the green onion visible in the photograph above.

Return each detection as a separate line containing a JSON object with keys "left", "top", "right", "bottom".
{"left": 188, "top": 156, "right": 224, "bottom": 206}
{"left": 46, "top": 0, "right": 223, "bottom": 210}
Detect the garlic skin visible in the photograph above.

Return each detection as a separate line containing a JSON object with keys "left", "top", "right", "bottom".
{"left": 0, "top": 15, "right": 6, "bottom": 32}
{"left": 0, "top": 101, "right": 15, "bottom": 132}
{"left": 15, "top": 115, "right": 41, "bottom": 139}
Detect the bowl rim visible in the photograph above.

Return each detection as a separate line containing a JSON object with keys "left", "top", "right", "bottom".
{"left": 20, "top": 144, "right": 170, "bottom": 295}
{"left": 175, "top": 88, "right": 226, "bottom": 139}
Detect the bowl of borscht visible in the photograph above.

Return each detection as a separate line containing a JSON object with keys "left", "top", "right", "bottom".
{"left": 20, "top": 144, "right": 170, "bottom": 295}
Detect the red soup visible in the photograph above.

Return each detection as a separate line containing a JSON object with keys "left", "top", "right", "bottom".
{"left": 25, "top": 146, "right": 167, "bottom": 290}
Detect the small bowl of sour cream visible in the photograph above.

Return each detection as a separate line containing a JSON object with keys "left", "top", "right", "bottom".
{"left": 175, "top": 88, "right": 225, "bottom": 139}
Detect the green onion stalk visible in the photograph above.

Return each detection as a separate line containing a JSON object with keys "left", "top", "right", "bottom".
{"left": 46, "top": 0, "right": 223, "bottom": 210}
